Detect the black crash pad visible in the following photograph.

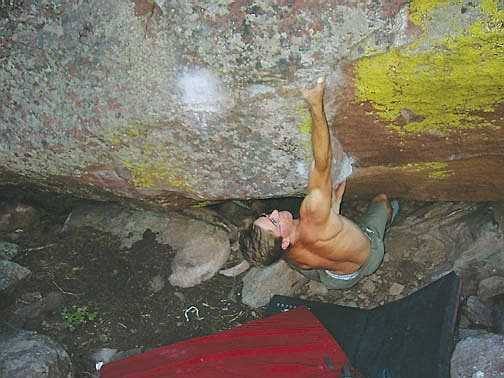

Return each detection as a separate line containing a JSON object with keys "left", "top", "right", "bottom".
{"left": 266, "top": 271, "right": 462, "bottom": 378}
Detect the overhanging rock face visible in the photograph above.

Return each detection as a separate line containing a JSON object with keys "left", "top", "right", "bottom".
{"left": 0, "top": 0, "right": 502, "bottom": 206}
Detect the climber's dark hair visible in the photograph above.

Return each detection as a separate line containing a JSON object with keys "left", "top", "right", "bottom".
{"left": 239, "top": 221, "right": 283, "bottom": 266}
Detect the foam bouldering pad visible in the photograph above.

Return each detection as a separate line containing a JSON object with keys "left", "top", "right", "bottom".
{"left": 266, "top": 271, "right": 462, "bottom": 378}
{"left": 100, "top": 307, "right": 351, "bottom": 378}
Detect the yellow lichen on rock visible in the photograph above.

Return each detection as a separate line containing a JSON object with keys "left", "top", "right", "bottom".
{"left": 400, "top": 161, "right": 453, "bottom": 179}
{"left": 122, "top": 158, "right": 191, "bottom": 191}
{"left": 102, "top": 121, "right": 193, "bottom": 191}
{"left": 409, "top": 0, "right": 455, "bottom": 25}
{"left": 190, "top": 201, "right": 212, "bottom": 208}
{"left": 297, "top": 107, "right": 313, "bottom": 136}
{"left": 355, "top": 0, "right": 504, "bottom": 135}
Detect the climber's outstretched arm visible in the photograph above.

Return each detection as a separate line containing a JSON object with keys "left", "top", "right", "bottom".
{"left": 300, "top": 78, "right": 333, "bottom": 224}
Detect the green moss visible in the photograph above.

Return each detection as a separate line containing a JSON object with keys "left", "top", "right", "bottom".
{"left": 400, "top": 161, "right": 452, "bottom": 179}
{"left": 355, "top": 0, "right": 504, "bottom": 135}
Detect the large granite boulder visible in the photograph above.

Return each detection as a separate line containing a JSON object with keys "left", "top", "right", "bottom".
{"left": 0, "top": 0, "right": 502, "bottom": 207}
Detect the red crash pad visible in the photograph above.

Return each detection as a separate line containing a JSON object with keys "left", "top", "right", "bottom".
{"left": 100, "top": 307, "right": 349, "bottom": 378}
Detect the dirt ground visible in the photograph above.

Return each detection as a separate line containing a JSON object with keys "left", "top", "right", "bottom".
{"left": 0, "top": 191, "right": 431, "bottom": 377}
{"left": 0, "top": 200, "right": 261, "bottom": 376}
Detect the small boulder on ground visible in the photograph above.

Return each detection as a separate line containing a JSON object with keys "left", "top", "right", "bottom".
{"left": 8, "top": 292, "right": 64, "bottom": 328}
{"left": 169, "top": 232, "right": 230, "bottom": 288}
{"left": 388, "top": 282, "right": 405, "bottom": 297}
{"left": 0, "top": 241, "right": 19, "bottom": 260}
{"left": 0, "top": 327, "right": 72, "bottom": 378}
{"left": 477, "top": 275, "right": 504, "bottom": 302}
{"left": 462, "top": 296, "right": 495, "bottom": 329}
{"left": 91, "top": 347, "right": 142, "bottom": 372}
{"left": 148, "top": 275, "right": 165, "bottom": 293}
{"left": 241, "top": 260, "right": 306, "bottom": 308}
{"left": 0, "top": 201, "right": 40, "bottom": 233}
{"left": 451, "top": 333, "right": 504, "bottom": 378}
{"left": 0, "top": 259, "right": 31, "bottom": 293}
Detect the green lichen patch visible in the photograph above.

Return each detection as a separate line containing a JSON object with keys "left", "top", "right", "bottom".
{"left": 355, "top": 0, "right": 504, "bottom": 135}
{"left": 122, "top": 158, "right": 191, "bottom": 191}
{"left": 480, "top": 0, "right": 504, "bottom": 22}
{"left": 190, "top": 201, "right": 212, "bottom": 208}
{"left": 399, "top": 161, "right": 453, "bottom": 179}
{"left": 101, "top": 121, "right": 193, "bottom": 192}
{"left": 296, "top": 107, "right": 312, "bottom": 135}
{"left": 103, "top": 121, "right": 160, "bottom": 146}
{"left": 295, "top": 105, "right": 314, "bottom": 158}
{"left": 409, "top": 0, "right": 456, "bottom": 25}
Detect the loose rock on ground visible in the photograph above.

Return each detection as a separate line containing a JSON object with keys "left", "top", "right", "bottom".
{"left": 0, "top": 327, "right": 72, "bottom": 378}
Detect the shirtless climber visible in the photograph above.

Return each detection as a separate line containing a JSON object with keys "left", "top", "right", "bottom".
{"left": 239, "top": 78, "right": 399, "bottom": 289}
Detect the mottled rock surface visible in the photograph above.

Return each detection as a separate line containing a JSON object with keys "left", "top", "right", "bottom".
{"left": 0, "top": 259, "right": 31, "bottom": 293}
{"left": 0, "top": 327, "right": 72, "bottom": 378}
{"left": 0, "top": 1, "right": 502, "bottom": 207}
{"left": 0, "top": 201, "right": 40, "bottom": 233}
{"left": 169, "top": 231, "right": 230, "bottom": 288}
{"left": 241, "top": 260, "right": 306, "bottom": 308}
{"left": 0, "top": 240, "right": 19, "bottom": 260}
{"left": 385, "top": 202, "right": 504, "bottom": 296}
{"left": 8, "top": 292, "right": 64, "bottom": 328}
{"left": 462, "top": 296, "right": 495, "bottom": 329}
{"left": 478, "top": 276, "right": 504, "bottom": 302}
{"left": 451, "top": 334, "right": 504, "bottom": 378}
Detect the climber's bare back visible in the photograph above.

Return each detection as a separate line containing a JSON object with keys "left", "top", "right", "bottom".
{"left": 285, "top": 191, "right": 371, "bottom": 273}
